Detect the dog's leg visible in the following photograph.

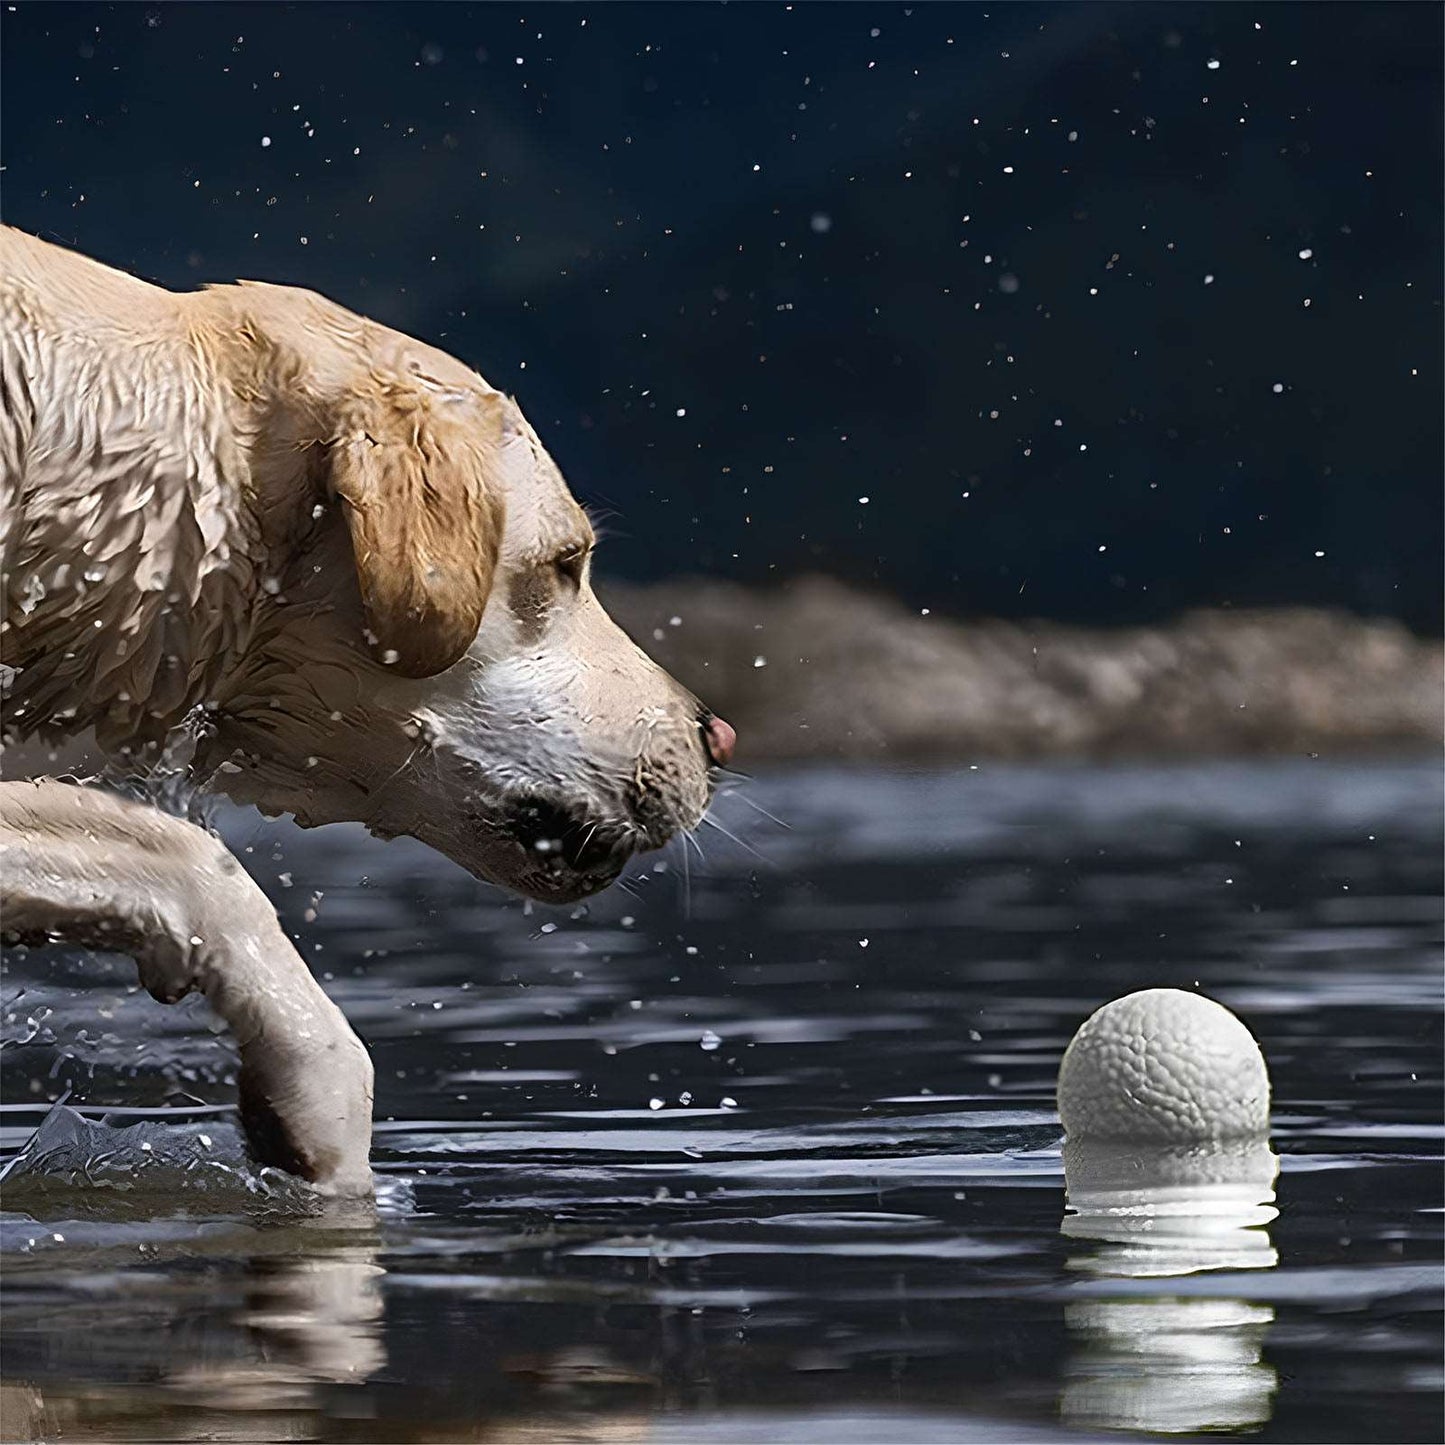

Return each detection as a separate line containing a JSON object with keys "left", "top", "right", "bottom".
{"left": 0, "top": 779, "right": 373, "bottom": 1195}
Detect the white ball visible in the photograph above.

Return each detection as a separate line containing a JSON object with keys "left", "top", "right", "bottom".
{"left": 1057, "top": 989, "right": 1270, "bottom": 1142}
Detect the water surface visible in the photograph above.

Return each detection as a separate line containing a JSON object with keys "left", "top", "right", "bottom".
{"left": 2, "top": 760, "right": 1441, "bottom": 1442}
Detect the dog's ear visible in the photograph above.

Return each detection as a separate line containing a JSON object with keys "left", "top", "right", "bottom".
{"left": 328, "top": 379, "right": 506, "bottom": 678}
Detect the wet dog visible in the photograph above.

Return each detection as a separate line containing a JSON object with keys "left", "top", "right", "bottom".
{"left": 1, "top": 227, "right": 735, "bottom": 1190}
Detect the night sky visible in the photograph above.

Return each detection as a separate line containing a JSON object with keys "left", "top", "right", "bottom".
{"left": 3, "top": 2, "right": 1440, "bottom": 631}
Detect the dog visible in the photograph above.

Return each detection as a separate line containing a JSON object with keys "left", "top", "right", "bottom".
{"left": 0, "top": 226, "right": 735, "bottom": 1193}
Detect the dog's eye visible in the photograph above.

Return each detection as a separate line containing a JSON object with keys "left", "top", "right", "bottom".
{"left": 554, "top": 547, "right": 588, "bottom": 589}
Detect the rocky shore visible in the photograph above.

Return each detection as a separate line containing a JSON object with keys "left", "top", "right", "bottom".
{"left": 603, "top": 576, "right": 1442, "bottom": 761}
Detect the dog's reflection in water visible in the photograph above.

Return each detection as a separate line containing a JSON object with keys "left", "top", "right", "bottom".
{"left": 1, "top": 1105, "right": 387, "bottom": 1437}
{"left": 167, "top": 1226, "right": 386, "bottom": 1410}
{"left": 1059, "top": 1135, "right": 1281, "bottom": 1435}
{"left": 1, "top": 1106, "right": 670, "bottom": 1443}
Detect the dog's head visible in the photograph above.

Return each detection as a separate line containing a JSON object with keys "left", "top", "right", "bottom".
{"left": 206, "top": 299, "right": 732, "bottom": 902}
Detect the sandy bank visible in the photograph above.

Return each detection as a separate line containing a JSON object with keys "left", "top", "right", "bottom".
{"left": 603, "top": 577, "right": 1442, "bottom": 761}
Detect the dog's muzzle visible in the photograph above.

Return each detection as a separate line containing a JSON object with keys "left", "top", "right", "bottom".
{"left": 501, "top": 793, "right": 638, "bottom": 893}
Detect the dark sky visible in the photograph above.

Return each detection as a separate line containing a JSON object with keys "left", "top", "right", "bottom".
{"left": 3, "top": 2, "right": 1440, "bottom": 630}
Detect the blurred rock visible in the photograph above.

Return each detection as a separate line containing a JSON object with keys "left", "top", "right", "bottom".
{"left": 602, "top": 576, "right": 1443, "bottom": 761}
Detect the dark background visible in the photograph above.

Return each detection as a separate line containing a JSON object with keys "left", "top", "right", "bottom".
{"left": 2, "top": 2, "right": 1440, "bottom": 631}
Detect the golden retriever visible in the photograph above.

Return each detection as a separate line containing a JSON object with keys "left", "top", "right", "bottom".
{"left": 0, "top": 226, "right": 735, "bottom": 1192}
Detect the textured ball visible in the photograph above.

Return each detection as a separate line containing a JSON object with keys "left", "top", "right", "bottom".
{"left": 1057, "top": 989, "right": 1270, "bottom": 1143}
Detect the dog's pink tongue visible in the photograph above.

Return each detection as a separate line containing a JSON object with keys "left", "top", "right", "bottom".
{"left": 703, "top": 714, "right": 737, "bottom": 767}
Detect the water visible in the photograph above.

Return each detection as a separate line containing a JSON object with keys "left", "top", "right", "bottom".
{"left": 2, "top": 759, "right": 1440, "bottom": 1443}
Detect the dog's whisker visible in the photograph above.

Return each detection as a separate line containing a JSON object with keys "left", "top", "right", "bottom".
{"left": 678, "top": 831, "right": 693, "bottom": 920}
{"left": 700, "top": 813, "right": 770, "bottom": 864}
{"left": 719, "top": 790, "right": 792, "bottom": 830}
{"left": 370, "top": 741, "right": 427, "bottom": 800}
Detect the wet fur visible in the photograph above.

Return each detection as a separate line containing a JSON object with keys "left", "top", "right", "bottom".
{"left": 0, "top": 227, "right": 720, "bottom": 1193}
{"left": 0, "top": 225, "right": 715, "bottom": 900}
